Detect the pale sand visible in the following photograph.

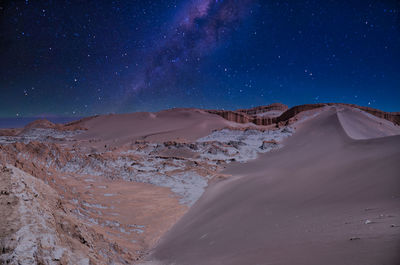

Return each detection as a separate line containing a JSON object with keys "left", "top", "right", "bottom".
{"left": 74, "top": 108, "right": 234, "bottom": 147}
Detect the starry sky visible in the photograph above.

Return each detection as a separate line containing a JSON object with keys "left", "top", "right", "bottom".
{"left": 1, "top": 0, "right": 399, "bottom": 118}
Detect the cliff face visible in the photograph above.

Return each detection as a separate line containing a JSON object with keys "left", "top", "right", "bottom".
{"left": 275, "top": 104, "right": 326, "bottom": 123}
{"left": 207, "top": 103, "right": 400, "bottom": 126}
{"left": 236, "top": 103, "right": 288, "bottom": 115}
{"left": 207, "top": 104, "right": 287, "bottom": 126}
{"left": 206, "top": 110, "right": 254, "bottom": 124}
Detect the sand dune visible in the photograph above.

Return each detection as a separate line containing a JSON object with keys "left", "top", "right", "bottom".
{"left": 75, "top": 109, "right": 234, "bottom": 147}
{"left": 145, "top": 107, "right": 400, "bottom": 265}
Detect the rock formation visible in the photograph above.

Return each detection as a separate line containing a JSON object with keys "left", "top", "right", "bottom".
{"left": 236, "top": 103, "right": 288, "bottom": 115}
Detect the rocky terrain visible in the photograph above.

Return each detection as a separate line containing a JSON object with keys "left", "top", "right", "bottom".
{"left": 0, "top": 103, "right": 399, "bottom": 264}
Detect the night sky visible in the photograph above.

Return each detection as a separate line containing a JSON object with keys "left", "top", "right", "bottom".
{"left": 1, "top": 0, "right": 399, "bottom": 118}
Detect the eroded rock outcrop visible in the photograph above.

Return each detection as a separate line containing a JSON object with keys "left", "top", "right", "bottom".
{"left": 0, "top": 166, "right": 133, "bottom": 265}
{"left": 236, "top": 103, "right": 288, "bottom": 115}
{"left": 207, "top": 103, "right": 287, "bottom": 126}
{"left": 206, "top": 110, "right": 254, "bottom": 124}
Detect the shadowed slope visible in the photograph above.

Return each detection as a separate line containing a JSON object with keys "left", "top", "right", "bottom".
{"left": 146, "top": 107, "right": 400, "bottom": 265}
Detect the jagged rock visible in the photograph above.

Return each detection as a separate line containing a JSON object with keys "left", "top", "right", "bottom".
{"left": 260, "top": 140, "right": 278, "bottom": 150}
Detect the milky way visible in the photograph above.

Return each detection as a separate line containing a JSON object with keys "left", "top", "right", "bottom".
{"left": 1, "top": 0, "right": 399, "bottom": 118}
{"left": 129, "top": 0, "right": 256, "bottom": 95}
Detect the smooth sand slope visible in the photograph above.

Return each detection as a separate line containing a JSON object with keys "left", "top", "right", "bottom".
{"left": 75, "top": 108, "right": 232, "bottom": 146}
{"left": 146, "top": 107, "right": 400, "bottom": 265}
